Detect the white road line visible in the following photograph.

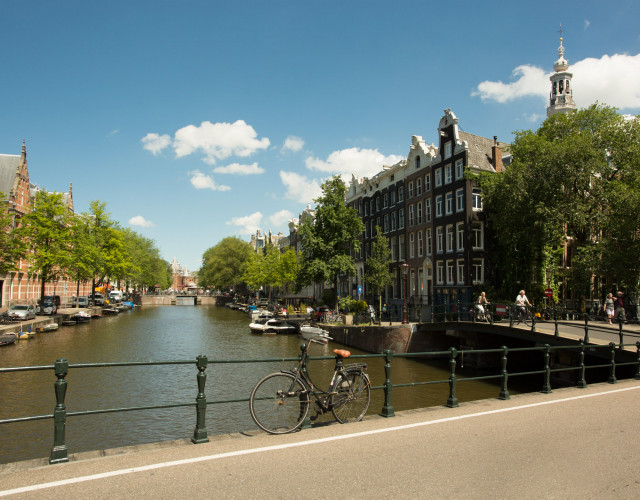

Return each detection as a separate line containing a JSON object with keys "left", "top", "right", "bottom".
{"left": 2, "top": 384, "right": 639, "bottom": 497}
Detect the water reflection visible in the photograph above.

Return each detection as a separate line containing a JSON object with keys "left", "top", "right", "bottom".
{"left": 0, "top": 306, "right": 506, "bottom": 464}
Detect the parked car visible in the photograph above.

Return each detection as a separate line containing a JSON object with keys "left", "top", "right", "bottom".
{"left": 72, "top": 296, "right": 89, "bottom": 308}
{"left": 89, "top": 293, "right": 105, "bottom": 306}
{"left": 7, "top": 304, "right": 36, "bottom": 321}
{"left": 108, "top": 290, "right": 123, "bottom": 303}
{"left": 36, "top": 297, "right": 58, "bottom": 315}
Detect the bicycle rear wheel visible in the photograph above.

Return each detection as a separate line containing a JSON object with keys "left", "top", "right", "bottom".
{"left": 331, "top": 370, "right": 371, "bottom": 424}
{"left": 250, "top": 373, "right": 310, "bottom": 434}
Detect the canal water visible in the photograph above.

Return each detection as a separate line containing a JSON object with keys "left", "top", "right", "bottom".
{"left": 0, "top": 305, "right": 505, "bottom": 464}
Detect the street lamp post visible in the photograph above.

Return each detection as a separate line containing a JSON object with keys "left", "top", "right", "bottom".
{"left": 401, "top": 261, "right": 409, "bottom": 324}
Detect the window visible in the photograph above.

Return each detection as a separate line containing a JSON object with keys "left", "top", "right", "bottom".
{"left": 445, "top": 164, "right": 452, "bottom": 184}
{"left": 384, "top": 214, "right": 389, "bottom": 233}
{"left": 417, "top": 202, "right": 423, "bottom": 225}
{"left": 399, "top": 208, "right": 405, "bottom": 229}
{"left": 417, "top": 231, "right": 423, "bottom": 257}
{"left": 455, "top": 159, "right": 464, "bottom": 179}
{"left": 391, "top": 211, "right": 397, "bottom": 231}
{"left": 472, "top": 258, "right": 484, "bottom": 284}
{"left": 435, "top": 168, "right": 442, "bottom": 187}
{"left": 472, "top": 188, "right": 483, "bottom": 210}
{"left": 410, "top": 270, "right": 415, "bottom": 298}
{"left": 436, "top": 226, "right": 444, "bottom": 253}
{"left": 416, "top": 178, "right": 422, "bottom": 196}
{"left": 436, "top": 195, "right": 443, "bottom": 217}
{"left": 398, "top": 186, "right": 404, "bottom": 202}
{"left": 384, "top": 193, "right": 388, "bottom": 208}
{"left": 426, "top": 228, "right": 432, "bottom": 256}
{"left": 391, "top": 237, "right": 397, "bottom": 261}
{"left": 390, "top": 190, "right": 396, "bottom": 205}
{"left": 456, "top": 188, "right": 464, "bottom": 212}
{"left": 409, "top": 233, "right": 415, "bottom": 258}
{"left": 358, "top": 199, "right": 362, "bottom": 215}
{"left": 446, "top": 225, "right": 454, "bottom": 252}
{"left": 408, "top": 181, "right": 414, "bottom": 199}
{"left": 370, "top": 200, "right": 375, "bottom": 214}
{"left": 416, "top": 156, "right": 420, "bottom": 169}
{"left": 436, "top": 261, "right": 444, "bottom": 284}
{"left": 446, "top": 192, "right": 453, "bottom": 215}
{"left": 364, "top": 201, "right": 369, "bottom": 216}
{"left": 425, "top": 199, "right": 432, "bottom": 222}
{"left": 399, "top": 235, "right": 405, "bottom": 260}
{"left": 424, "top": 174, "right": 431, "bottom": 192}
{"left": 446, "top": 260, "right": 454, "bottom": 284}
{"left": 456, "top": 222, "right": 464, "bottom": 251}
{"left": 408, "top": 205, "right": 415, "bottom": 226}
{"left": 444, "top": 141, "right": 452, "bottom": 159}
{"left": 457, "top": 260, "right": 465, "bottom": 284}
{"left": 376, "top": 197, "right": 380, "bottom": 212}
{"left": 472, "top": 222, "right": 484, "bottom": 249}
{"left": 365, "top": 223, "right": 369, "bottom": 239}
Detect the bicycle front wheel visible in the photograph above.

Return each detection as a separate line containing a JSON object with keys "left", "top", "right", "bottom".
{"left": 250, "top": 373, "right": 310, "bottom": 434}
{"left": 331, "top": 371, "right": 371, "bottom": 424}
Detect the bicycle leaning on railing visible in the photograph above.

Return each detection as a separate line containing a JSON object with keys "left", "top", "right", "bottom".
{"left": 249, "top": 334, "right": 371, "bottom": 434}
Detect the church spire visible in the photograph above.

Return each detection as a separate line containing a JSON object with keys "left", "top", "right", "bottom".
{"left": 547, "top": 29, "right": 577, "bottom": 117}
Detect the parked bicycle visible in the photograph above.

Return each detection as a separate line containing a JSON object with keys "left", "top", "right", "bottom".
{"left": 249, "top": 334, "right": 371, "bottom": 434}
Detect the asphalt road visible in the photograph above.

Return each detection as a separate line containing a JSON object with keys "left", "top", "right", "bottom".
{"left": 2, "top": 379, "right": 639, "bottom": 499}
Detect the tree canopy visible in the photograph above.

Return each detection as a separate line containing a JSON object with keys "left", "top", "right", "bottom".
{"left": 476, "top": 104, "right": 640, "bottom": 300}
{"left": 200, "top": 237, "right": 253, "bottom": 291}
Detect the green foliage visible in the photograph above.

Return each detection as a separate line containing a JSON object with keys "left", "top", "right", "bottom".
{"left": 0, "top": 193, "right": 26, "bottom": 275}
{"left": 200, "top": 237, "right": 253, "bottom": 290}
{"left": 298, "top": 176, "right": 364, "bottom": 307}
{"left": 321, "top": 288, "right": 337, "bottom": 307}
{"left": 476, "top": 104, "right": 640, "bottom": 298}
{"left": 364, "top": 226, "right": 392, "bottom": 316}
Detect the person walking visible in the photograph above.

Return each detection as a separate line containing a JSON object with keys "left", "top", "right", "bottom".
{"left": 613, "top": 291, "right": 626, "bottom": 323}
{"left": 604, "top": 293, "right": 615, "bottom": 324}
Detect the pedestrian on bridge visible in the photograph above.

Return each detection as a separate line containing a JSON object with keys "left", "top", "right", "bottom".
{"left": 605, "top": 293, "right": 615, "bottom": 324}
{"left": 614, "top": 291, "right": 626, "bottom": 323}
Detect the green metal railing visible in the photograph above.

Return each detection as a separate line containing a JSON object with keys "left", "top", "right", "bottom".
{"left": 1, "top": 339, "right": 639, "bottom": 465}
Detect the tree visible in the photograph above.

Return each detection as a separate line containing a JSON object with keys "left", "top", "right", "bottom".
{"left": 243, "top": 245, "right": 299, "bottom": 300}
{"left": 298, "top": 176, "right": 364, "bottom": 309}
{"left": 68, "top": 213, "right": 97, "bottom": 305}
{"left": 476, "top": 104, "right": 640, "bottom": 301}
{"left": 200, "top": 237, "right": 253, "bottom": 292}
{"left": 0, "top": 193, "right": 26, "bottom": 275}
{"left": 17, "top": 191, "right": 72, "bottom": 303}
{"left": 364, "top": 226, "right": 392, "bottom": 322}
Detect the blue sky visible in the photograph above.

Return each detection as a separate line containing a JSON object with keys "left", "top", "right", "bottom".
{"left": 2, "top": 0, "right": 639, "bottom": 272}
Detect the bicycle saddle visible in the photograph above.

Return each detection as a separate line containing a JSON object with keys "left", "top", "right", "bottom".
{"left": 333, "top": 349, "right": 351, "bottom": 358}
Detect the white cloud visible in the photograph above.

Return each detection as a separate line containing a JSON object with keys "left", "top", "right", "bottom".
{"left": 188, "top": 170, "right": 231, "bottom": 191}
{"left": 472, "top": 53, "right": 640, "bottom": 111}
{"left": 269, "top": 209, "right": 294, "bottom": 227}
{"left": 213, "top": 162, "right": 265, "bottom": 175}
{"left": 280, "top": 171, "right": 323, "bottom": 204}
{"left": 584, "top": 19, "right": 590, "bottom": 30}
{"left": 305, "top": 148, "right": 404, "bottom": 179}
{"left": 128, "top": 215, "right": 155, "bottom": 227}
{"left": 108, "top": 129, "right": 120, "bottom": 137}
{"left": 172, "top": 120, "right": 270, "bottom": 165}
{"left": 472, "top": 65, "right": 548, "bottom": 103}
{"left": 281, "top": 135, "right": 305, "bottom": 153}
{"left": 226, "top": 211, "right": 263, "bottom": 235}
{"left": 141, "top": 133, "right": 172, "bottom": 155}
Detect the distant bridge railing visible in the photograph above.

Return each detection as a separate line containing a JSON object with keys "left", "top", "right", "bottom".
{"left": 1, "top": 341, "right": 640, "bottom": 465}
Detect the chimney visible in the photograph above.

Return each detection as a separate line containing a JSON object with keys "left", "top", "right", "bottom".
{"left": 492, "top": 136, "right": 503, "bottom": 173}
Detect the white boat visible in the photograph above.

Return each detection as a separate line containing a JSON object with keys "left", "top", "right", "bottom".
{"left": 71, "top": 310, "right": 91, "bottom": 323}
{"left": 250, "top": 309, "right": 274, "bottom": 321}
{"left": 249, "top": 318, "right": 297, "bottom": 335}
{"left": 300, "top": 324, "right": 330, "bottom": 343}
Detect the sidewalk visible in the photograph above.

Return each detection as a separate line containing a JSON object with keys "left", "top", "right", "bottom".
{"left": 2, "top": 379, "right": 640, "bottom": 499}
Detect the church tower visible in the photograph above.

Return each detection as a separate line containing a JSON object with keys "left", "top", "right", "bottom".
{"left": 547, "top": 35, "right": 577, "bottom": 117}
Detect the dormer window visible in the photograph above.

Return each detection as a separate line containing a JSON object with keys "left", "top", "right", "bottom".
{"left": 444, "top": 141, "right": 452, "bottom": 159}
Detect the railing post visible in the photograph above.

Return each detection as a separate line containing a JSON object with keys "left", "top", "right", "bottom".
{"left": 635, "top": 342, "right": 640, "bottom": 381}
{"left": 489, "top": 304, "right": 494, "bottom": 325}
{"left": 577, "top": 340, "right": 587, "bottom": 388}
{"left": 381, "top": 349, "right": 395, "bottom": 417}
{"left": 618, "top": 321, "right": 624, "bottom": 349}
{"left": 530, "top": 306, "right": 536, "bottom": 332}
{"left": 541, "top": 344, "right": 552, "bottom": 394}
{"left": 608, "top": 342, "right": 617, "bottom": 384}
{"left": 583, "top": 319, "right": 590, "bottom": 344}
{"left": 192, "top": 355, "right": 209, "bottom": 444}
{"left": 49, "top": 358, "right": 69, "bottom": 464}
{"left": 499, "top": 346, "right": 510, "bottom": 400}
{"left": 554, "top": 306, "right": 559, "bottom": 337}
{"left": 446, "top": 347, "right": 459, "bottom": 408}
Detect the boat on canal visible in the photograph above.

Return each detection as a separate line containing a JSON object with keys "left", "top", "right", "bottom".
{"left": 0, "top": 332, "right": 17, "bottom": 346}
{"left": 249, "top": 318, "right": 297, "bottom": 335}
{"left": 71, "top": 310, "right": 91, "bottom": 323}
{"left": 299, "top": 324, "right": 330, "bottom": 343}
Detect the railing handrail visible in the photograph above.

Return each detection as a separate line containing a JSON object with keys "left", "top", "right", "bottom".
{"left": 2, "top": 339, "right": 640, "bottom": 465}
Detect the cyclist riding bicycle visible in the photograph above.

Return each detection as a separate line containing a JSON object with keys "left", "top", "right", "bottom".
{"left": 476, "top": 292, "right": 490, "bottom": 320}
{"left": 515, "top": 290, "right": 532, "bottom": 320}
